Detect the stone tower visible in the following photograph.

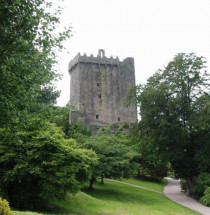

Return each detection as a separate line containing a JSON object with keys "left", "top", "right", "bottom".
{"left": 68, "top": 49, "right": 137, "bottom": 133}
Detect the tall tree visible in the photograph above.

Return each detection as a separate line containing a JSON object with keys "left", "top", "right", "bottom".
{"left": 128, "top": 53, "right": 209, "bottom": 195}
{"left": 0, "top": 0, "right": 70, "bottom": 125}
{"left": 0, "top": 0, "right": 98, "bottom": 210}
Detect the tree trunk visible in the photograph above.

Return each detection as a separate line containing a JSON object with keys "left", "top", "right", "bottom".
{"left": 101, "top": 174, "right": 104, "bottom": 184}
{"left": 89, "top": 177, "right": 96, "bottom": 190}
{"left": 185, "top": 177, "right": 193, "bottom": 196}
{"left": 138, "top": 167, "right": 140, "bottom": 177}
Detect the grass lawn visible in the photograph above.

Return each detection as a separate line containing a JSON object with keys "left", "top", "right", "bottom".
{"left": 118, "top": 176, "right": 168, "bottom": 192}
{"left": 12, "top": 180, "right": 201, "bottom": 215}
{"left": 11, "top": 212, "right": 42, "bottom": 215}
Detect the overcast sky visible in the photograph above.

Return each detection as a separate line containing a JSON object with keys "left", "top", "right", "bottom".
{"left": 55, "top": 0, "right": 210, "bottom": 106}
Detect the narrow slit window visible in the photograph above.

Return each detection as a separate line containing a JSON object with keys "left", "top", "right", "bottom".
{"left": 97, "top": 83, "right": 100, "bottom": 86}
{"left": 118, "top": 117, "right": 120, "bottom": 122}
{"left": 98, "top": 94, "right": 101, "bottom": 98}
{"left": 96, "top": 115, "right": 99, "bottom": 119}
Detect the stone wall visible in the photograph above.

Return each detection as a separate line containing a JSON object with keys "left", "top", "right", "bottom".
{"left": 68, "top": 50, "right": 137, "bottom": 131}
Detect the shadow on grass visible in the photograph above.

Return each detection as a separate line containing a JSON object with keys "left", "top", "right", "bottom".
{"left": 14, "top": 180, "right": 168, "bottom": 215}
{"left": 82, "top": 181, "right": 164, "bottom": 206}
{"left": 12, "top": 203, "right": 67, "bottom": 215}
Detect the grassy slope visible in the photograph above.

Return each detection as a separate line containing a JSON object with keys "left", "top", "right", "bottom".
{"left": 12, "top": 212, "right": 41, "bottom": 215}
{"left": 12, "top": 180, "right": 201, "bottom": 215}
{"left": 119, "top": 176, "right": 168, "bottom": 192}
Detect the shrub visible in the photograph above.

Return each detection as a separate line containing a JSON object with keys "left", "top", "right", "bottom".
{"left": 200, "top": 187, "right": 210, "bottom": 206}
{"left": 0, "top": 197, "right": 12, "bottom": 215}
{"left": 0, "top": 118, "right": 97, "bottom": 210}
{"left": 191, "top": 173, "right": 210, "bottom": 199}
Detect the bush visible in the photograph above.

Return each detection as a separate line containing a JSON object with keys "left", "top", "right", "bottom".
{"left": 0, "top": 197, "right": 12, "bottom": 215}
{"left": 191, "top": 173, "right": 210, "bottom": 199}
{"left": 138, "top": 157, "right": 168, "bottom": 178}
{"left": 0, "top": 117, "right": 97, "bottom": 210}
{"left": 200, "top": 187, "right": 210, "bottom": 206}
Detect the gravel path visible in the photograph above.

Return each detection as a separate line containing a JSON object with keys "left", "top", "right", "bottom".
{"left": 164, "top": 178, "right": 210, "bottom": 215}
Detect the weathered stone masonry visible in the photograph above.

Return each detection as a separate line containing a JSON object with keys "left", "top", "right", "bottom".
{"left": 68, "top": 49, "right": 137, "bottom": 133}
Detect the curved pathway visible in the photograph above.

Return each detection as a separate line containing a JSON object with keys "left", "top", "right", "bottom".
{"left": 164, "top": 178, "right": 210, "bottom": 215}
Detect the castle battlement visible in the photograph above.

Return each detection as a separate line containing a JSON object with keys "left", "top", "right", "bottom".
{"left": 68, "top": 49, "right": 121, "bottom": 73}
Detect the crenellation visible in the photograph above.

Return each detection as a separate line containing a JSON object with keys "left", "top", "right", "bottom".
{"left": 68, "top": 52, "right": 121, "bottom": 73}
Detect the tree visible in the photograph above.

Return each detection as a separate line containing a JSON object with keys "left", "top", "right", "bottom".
{"left": 128, "top": 123, "right": 168, "bottom": 178}
{"left": 43, "top": 104, "right": 71, "bottom": 137}
{"left": 80, "top": 133, "right": 139, "bottom": 190}
{"left": 128, "top": 53, "right": 209, "bottom": 195}
{"left": 0, "top": 117, "right": 97, "bottom": 209}
{"left": 68, "top": 122, "right": 92, "bottom": 143}
{"left": 0, "top": 0, "right": 70, "bottom": 126}
{"left": 0, "top": 0, "right": 98, "bottom": 210}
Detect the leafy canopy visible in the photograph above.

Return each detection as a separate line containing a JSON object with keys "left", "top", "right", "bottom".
{"left": 0, "top": 117, "right": 97, "bottom": 209}
{"left": 0, "top": 0, "right": 71, "bottom": 126}
{"left": 0, "top": 0, "right": 98, "bottom": 210}
{"left": 127, "top": 53, "right": 210, "bottom": 190}
{"left": 81, "top": 133, "right": 139, "bottom": 188}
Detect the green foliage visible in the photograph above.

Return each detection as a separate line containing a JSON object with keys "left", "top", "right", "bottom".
{"left": 127, "top": 53, "right": 210, "bottom": 193}
{"left": 193, "top": 96, "right": 210, "bottom": 174}
{"left": 191, "top": 173, "right": 210, "bottom": 200}
{"left": 0, "top": 1, "right": 83, "bottom": 210}
{"left": 80, "top": 133, "right": 139, "bottom": 189}
{"left": 98, "top": 123, "right": 114, "bottom": 135}
{"left": 0, "top": 117, "right": 97, "bottom": 210}
{"left": 200, "top": 187, "right": 210, "bottom": 207}
{"left": 68, "top": 122, "right": 92, "bottom": 143}
{"left": 0, "top": 197, "right": 12, "bottom": 215}
{"left": 43, "top": 105, "right": 70, "bottom": 136}
{"left": 128, "top": 123, "right": 168, "bottom": 178}
{"left": 41, "top": 104, "right": 91, "bottom": 139}
{"left": 0, "top": 0, "right": 71, "bottom": 126}
{"left": 137, "top": 139, "right": 168, "bottom": 178}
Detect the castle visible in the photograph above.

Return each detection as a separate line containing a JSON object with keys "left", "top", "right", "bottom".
{"left": 68, "top": 49, "right": 137, "bottom": 133}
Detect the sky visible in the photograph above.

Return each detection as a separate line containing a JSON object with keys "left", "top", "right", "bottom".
{"left": 55, "top": 0, "right": 210, "bottom": 106}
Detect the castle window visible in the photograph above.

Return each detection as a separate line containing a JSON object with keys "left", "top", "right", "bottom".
{"left": 118, "top": 117, "right": 120, "bottom": 122}
{"left": 97, "top": 83, "right": 100, "bottom": 86}
{"left": 96, "top": 115, "right": 99, "bottom": 119}
{"left": 98, "top": 94, "right": 101, "bottom": 98}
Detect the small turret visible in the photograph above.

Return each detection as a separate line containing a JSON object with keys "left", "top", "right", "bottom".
{"left": 98, "top": 49, "right": 105, "bottom": 58}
